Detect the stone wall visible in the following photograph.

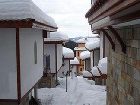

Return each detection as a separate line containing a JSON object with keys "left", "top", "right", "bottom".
{"left": 38, "top": 74, "right": 57, "bottom": 88}
{"left": 107, "top": 26, "right": 140, "bottom": 105}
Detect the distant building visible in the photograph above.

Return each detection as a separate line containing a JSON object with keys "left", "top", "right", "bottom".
{"left": 74, "top": 38, "right": 87, "bottom": 75}
{"left": 42, "top": 32, "right": 69, "bottom": 88}
{"left": 70, "top": 57, "right": 80, "bottom": 77}
{"left": 80, "top": 51, "right": 91, "bottom": 71}
{"left": 85, "top": 38, "right": 100, "bottom": 68}
{"left": 43, "top": 38, "right": 63, "bottom": 88}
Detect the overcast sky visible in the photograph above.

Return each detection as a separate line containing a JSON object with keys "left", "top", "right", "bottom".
{"left": 33, "top": 0, "right": 94, "bottom": 38}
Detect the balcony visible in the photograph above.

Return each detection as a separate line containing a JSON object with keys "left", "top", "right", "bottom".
{"left": 86, "top": 0, "right": 139, "bottom": 25}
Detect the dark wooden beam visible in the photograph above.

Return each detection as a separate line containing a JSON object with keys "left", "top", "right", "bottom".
{"left": 0, "top": 19, "right": 57, "bottom": 31}
{"left": 93, "top": 51, "right": 94, "bottom": 66}
{"left": 100, "top": 29, "right": 115, "bottom": 51}
{"left": 0, "top": 20, "right": 32, "bottom": 28}
{"left": 43, "top": 30, "right": 47, "bottom": 38}
{"left": 108, "top": 26, "right": 126, "bottom": 53}
{"left": 16, "top": 28, "right": 21, "bottom": 104}
{"left": 44, "top": 41, "right": 63, "bottom": 44}
{"left": 0, "top": 99, "right": 18, "bottom": 102}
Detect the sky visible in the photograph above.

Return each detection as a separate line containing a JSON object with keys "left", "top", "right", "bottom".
{"left": 33, "top": 0, "right": 95, "bottom": 38}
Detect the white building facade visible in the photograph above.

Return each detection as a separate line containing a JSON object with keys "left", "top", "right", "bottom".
{"left": 0, "top": 0, "right": 57, "bottom": 104}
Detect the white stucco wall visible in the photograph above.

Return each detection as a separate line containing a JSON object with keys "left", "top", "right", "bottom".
{"left": 19, "top": 28, "right": 43, "bottom": 97}
{"left": 57, "top": 44, "right": 62, "bottom": 71}
{"left": 71, "top": 65, "right": 77, "bottom": 77}
{"left": 44, "top": 44, "right": 56, "bottom": 73}
{"left": 0, "top": 28, "right": 17, "bottom": 99}
{"left": 58, "top": 60, "right": 69, "bottom": 77}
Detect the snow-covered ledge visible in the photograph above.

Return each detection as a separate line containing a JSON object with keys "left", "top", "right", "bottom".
{"left": 80, "top": 51, "right": 90, "bottom": 60}
{"left": 91, "top": 57, "right": 108, "bottom": 76}
{"left": 85, "top": 38, "right": 100, "bottom": 51}
{"left": 63, "top": 47, "right": 74, "bottom": 59}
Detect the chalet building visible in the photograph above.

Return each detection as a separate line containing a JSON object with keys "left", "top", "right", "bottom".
{"left": 74, "top": 38, "right": 87, "bottom": 75}
{"left": 86, "top": 0, "right": 140, "bottom": 105}
{"left": 70, "top": 57, "right": 80, "bottom": 77}
{"left": 58, "top": 47, "right": 74, "bottom": 78}
{"left": 80, "top": 51, "right": 91, "bottom": 71}
{"left": 82, "top": 40, "right": 107, "bottom": 85}
{"left": 0, "top": 0, "right": 57, "bottom": 105}
{"left": 85, "top": 38, "right": 100, "bottom": 68}
{"left": 42, "top": 32, "right": 67, "bottom": 88}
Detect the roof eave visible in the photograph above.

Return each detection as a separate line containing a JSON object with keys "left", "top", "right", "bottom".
{"left": 0, "top": 18, "right": 58, "bottom": 32}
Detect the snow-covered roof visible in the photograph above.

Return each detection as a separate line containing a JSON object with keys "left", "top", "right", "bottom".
{"left": 85, "top": 38, "right": 100, "bottom": 51}
{"left": 74, "top": 47, "right": 87, "bottom": 51}
{"left": 76, "top": 38, "right": 86, "bottom": 44}
{"left": 63, "top": 47, "right": 74, "bottom": 59}
{"left": 83, "top": 71, "right": 92, "bottom": 77}
{"left": 80, "top": 51, "right": 90, "bottom": 60}
{"left": 49, "top": 32, "right": 69, "bottom": 41}
{"left": 70, "top": 57, "right": 79, "bottom": 65}
{"left": 0, "top": 0, "right": 57, "bottom": 28}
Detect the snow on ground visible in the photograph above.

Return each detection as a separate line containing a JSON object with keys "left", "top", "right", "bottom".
{"left": 38, "top": 76, "right": 106, "bottom": 105}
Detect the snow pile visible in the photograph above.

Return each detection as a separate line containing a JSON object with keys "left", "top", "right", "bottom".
{"left": 0, "top": 0, "right": 57, "bottom": 27}
{"left": 50, "top": 32, "right": 69, "bottom": 41}
{"left": 63, "top": 47, "right": 74, "bottom": 59}
{"left": 91, "top": 67, "right": 100, "bottom": 76}
{"left": 76, "top": 38, "right": 86, "bottom": 43}
{"left": 80, "top": 51, "right": 90, "bottom": 60}
{"left": 38, "top": 76, "right": 106, "bottom": 105}
{"left": 83, "top": 71, "right": 92, "bottom": 77}
{"left": 91, "top": 57, "right": 108, "bottom": 76}
{"left": 98, "top": 57, "right": 108, "bottom": 74}
{"left": 85, "top": 38, "right": 100, "bottom": 50}
{"left": 70, "top": 57, "right": 79, "bottom": 65}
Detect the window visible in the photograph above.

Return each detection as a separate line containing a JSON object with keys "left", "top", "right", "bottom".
{"left": 80, "top": 68, "right": 83, "bottom": 71}
{"left": 77, "top": 52, "right": 80, "bottom": 57}
{"left": 34, "top": 41, "right": 37, "bottom": 64}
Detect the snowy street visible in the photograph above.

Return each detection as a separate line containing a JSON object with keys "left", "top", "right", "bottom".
{"left": 38, "top": 76, "right": 106, "bottom": 105}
